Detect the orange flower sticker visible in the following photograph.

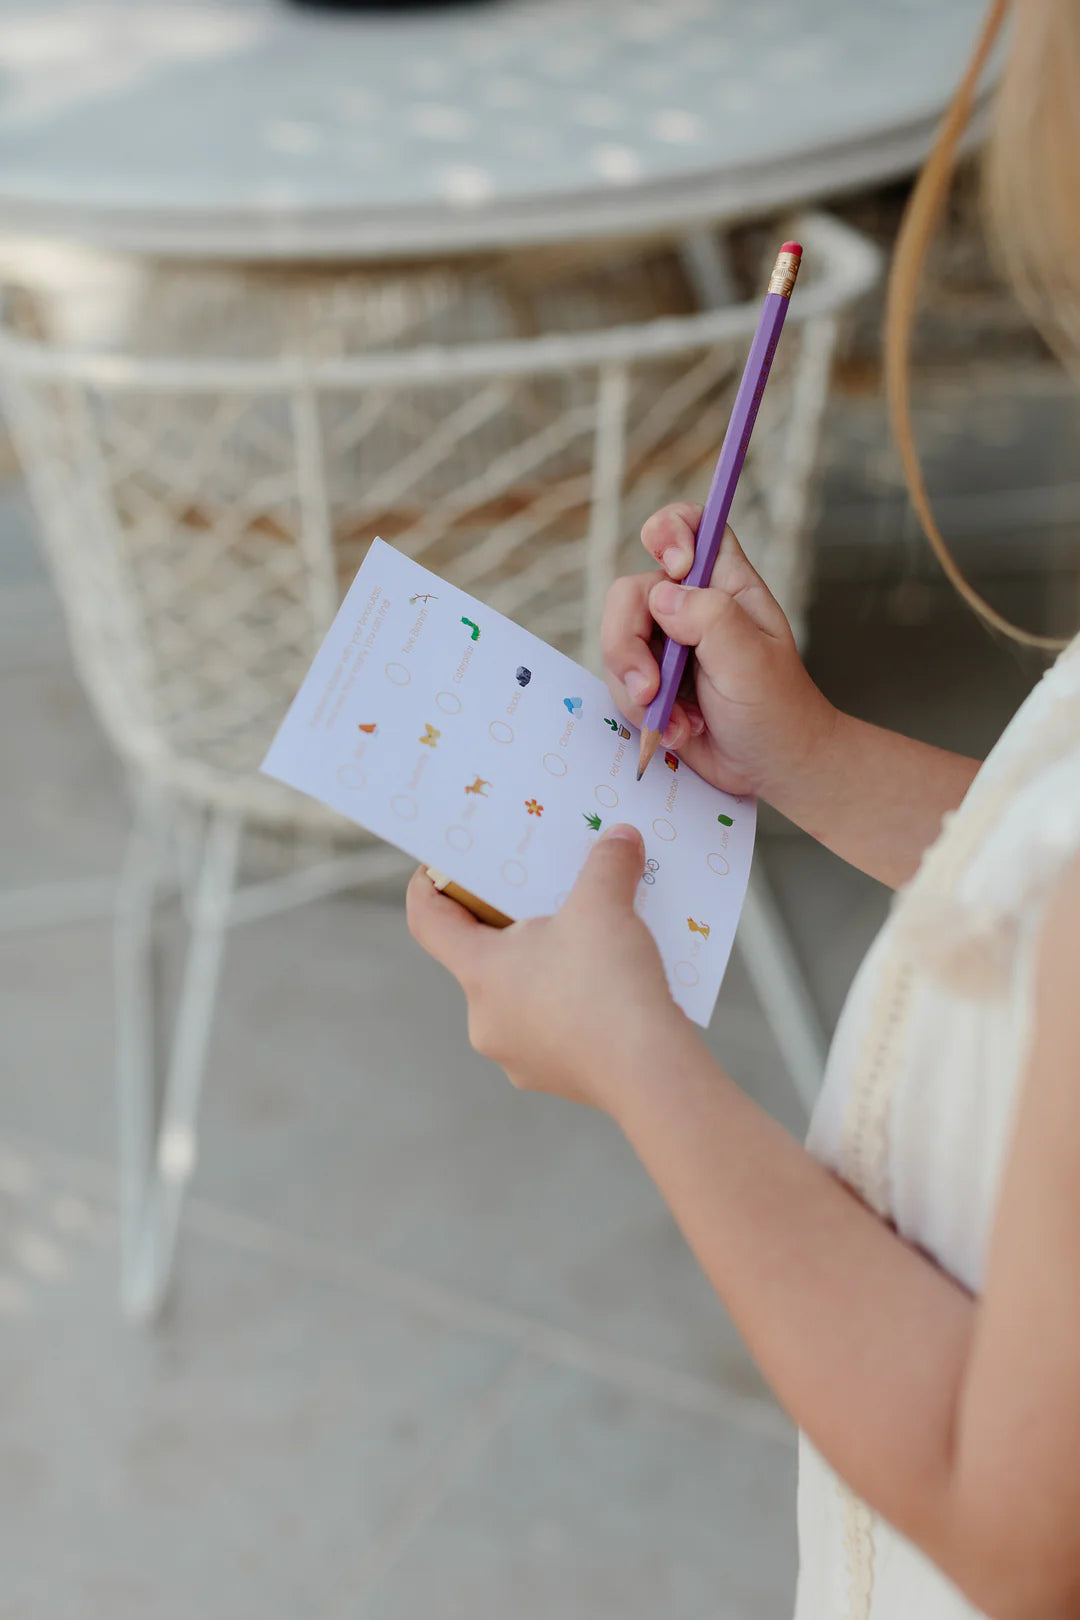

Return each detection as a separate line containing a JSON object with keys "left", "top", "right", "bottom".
{"left": 525, "top": 799, "right": 544, "bottom": 817}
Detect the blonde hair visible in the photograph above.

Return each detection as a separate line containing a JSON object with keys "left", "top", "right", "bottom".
{"left": 885, "top": 0, "right": 1074, "bottom": 652}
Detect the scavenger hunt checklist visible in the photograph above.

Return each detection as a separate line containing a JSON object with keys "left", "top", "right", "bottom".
{"left": 262, "top": 539, "right": 755, "bottom": 1025}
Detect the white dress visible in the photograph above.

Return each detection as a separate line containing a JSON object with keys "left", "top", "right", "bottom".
{"left": 793, "top": 633, "right": 1080, "bottom": 1620}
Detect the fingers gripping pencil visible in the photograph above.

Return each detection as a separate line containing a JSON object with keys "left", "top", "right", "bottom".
{"left": 637, "top": 241, "right": 802, "bottom": 780}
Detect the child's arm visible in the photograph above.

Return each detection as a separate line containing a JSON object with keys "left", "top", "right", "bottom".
{"left": 756, "top": 709, "right": 979, "bottom": 889}
{"left": 409, "top": 836, "right": 1080, "bottom": 1620}
{"left": 614, "top": 852, "right": 1080, "bottom": 1620}
{"left": 604, "top": 506, "right": 979, "bottom": 888}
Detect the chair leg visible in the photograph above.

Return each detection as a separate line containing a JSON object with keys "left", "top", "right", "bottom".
{"left": 736, "top": 859, "right": 827, "bottom": 1117}
{"left": 114, "top": 793, "right": 242, "bottom": 1321}
{"left": 115, "top": 786, "right": 176, "bottom": 1312}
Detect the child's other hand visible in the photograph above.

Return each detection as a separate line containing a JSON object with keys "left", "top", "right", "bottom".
{"left": 602, "top": 504, "right": 837, "bottom": 801}
{"left": 406, "top": 825, "right": 691, "bottom": 1111}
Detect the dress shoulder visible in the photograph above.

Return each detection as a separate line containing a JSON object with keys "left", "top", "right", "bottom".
{"left": 891, "top": 637, "right": 1080, "bottom": 997}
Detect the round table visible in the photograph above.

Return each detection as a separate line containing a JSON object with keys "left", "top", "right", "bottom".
{"left": 0, "top": 0, "right": 990, "bottom": 259}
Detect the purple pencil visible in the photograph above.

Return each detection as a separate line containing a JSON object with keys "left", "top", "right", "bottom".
{"left": 636, "top": 240, "right": 803, "bottom": 780}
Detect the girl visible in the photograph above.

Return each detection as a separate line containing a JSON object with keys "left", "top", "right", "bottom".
{"left": 408, "top": 3, "right": 1080, "bottom": 1615}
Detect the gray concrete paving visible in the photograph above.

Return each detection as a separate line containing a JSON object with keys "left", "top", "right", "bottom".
{"left": 0, "top": 640, "right": 798, "bottom": 1619}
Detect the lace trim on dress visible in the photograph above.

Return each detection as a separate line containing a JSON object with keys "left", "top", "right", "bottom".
{"left": 834, "top": 945, "right": 917, "bottom": 1620}
{"left": 839, "top": 1493, "right": 878, "bottom": 1620}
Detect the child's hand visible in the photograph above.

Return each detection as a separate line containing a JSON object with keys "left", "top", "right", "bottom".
{"left": 602, "top": 504, "right": 837, "bottom": 801}
{"left": 406, "top": 825, "right": 692, "bottom": 1111}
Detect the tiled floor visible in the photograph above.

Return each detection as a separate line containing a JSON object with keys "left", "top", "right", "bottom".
{"left": 0, "top": 359, "right": 1074, "bottom": 1619}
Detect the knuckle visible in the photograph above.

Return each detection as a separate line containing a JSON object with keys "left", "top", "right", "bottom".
{"left": 598, "top": 624, "right": 625, "bottom": 670}
{"left": 600, "top": 576, "right": 643, "bottom": 658}
{"left": 603, "top": 572, "right": 639, "bottom": 612}
{"left": 720, "top": 523, "right": 751, "bottom": 570}
{"left": 455, "top": 947, "right": 487, "bottom": 1000}
{"left": 690, "top": 584, "right": 730, "bottom": 626}
{"left": 467, "top": 1002, "right": 504, "bottom": 1063}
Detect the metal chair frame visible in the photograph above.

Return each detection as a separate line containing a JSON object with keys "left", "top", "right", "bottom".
{"left": 0, "top": 212, "right": 880, "bottom": 1317}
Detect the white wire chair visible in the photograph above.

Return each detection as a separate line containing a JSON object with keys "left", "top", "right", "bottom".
{"left": 0, "top": 212, "right": 879, "bottom": 1317}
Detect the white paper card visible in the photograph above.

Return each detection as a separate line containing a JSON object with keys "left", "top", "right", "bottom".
{"left": 262, "top": 539, "right": 755, "bottom": 1026}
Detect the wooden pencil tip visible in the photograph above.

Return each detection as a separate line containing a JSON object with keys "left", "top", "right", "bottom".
{"left": 636, "top": 728, "right": 661, "bottom": 780}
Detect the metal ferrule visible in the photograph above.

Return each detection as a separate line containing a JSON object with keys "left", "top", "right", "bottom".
{"left": 767, "top": 250, "right": 801, "bottom": 299}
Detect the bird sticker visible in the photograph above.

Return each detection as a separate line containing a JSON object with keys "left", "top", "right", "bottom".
{"left": 516, "top": 667, "right": 532, "bottom": 687}
{"left": 357, "top": 723, "right": 377, "bottom": 734}
{"left": 461, "top": 617, "right": 481, "bottom": 641}
{"left": 664, "top": 752, "right": 680, "bottom": 772}
{"left": 465, "top": 777, "right": 490, "bottom": 797}
{"left": 563, "top": 697, "right": 582, "bottom": 717}
{"left": 583, "top": 812, "right": 602, "bottom": 831}
{"left": 604, "top": 717, "right": 631, "bottom": 740}
{"left": 418, "top": 723, "right": 441, "bottom": 748}
{"left": 525, "top": 799, "right": 544, "bottom": 817}
{"left": 687, "top": 918, "right": 711, "bottom": 940}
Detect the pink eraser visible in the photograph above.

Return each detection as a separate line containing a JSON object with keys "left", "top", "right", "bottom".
{"left": 780, "top": 241, "right": 802, "bottom": 257}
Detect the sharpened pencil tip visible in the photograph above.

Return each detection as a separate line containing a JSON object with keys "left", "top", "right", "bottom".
{"left": 636, "top": 727, "right": 662, "bottom": 780}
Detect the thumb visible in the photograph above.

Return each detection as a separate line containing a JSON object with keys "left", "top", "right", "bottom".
{"left": 567, "top": 824, "right": 645, "bottom": 915}
{"left": 648, "top": 578, "right": 772, "bottom": 692}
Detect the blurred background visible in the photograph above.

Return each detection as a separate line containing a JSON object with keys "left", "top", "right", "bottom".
{"left": 0, "top": 2, "right": 1075, "bottom": 1617}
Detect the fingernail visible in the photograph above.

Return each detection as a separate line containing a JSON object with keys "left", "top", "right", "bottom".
{"left": 651, "top": 580, "right": 683, "bottom": 615}
{"left": 625, "top": 669, "right": 650, "bottom": 703}
{"left": 661, "top": 722, "right": 679, "bottom": 746}
{"left": 602, "top": 823, "right": 641, "bottom": 844}
{"left": 662, "top": 545, "right": 686, "bottom": 575}
{"left": 688, "top": 711, "right": 706, "bottom": 736}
